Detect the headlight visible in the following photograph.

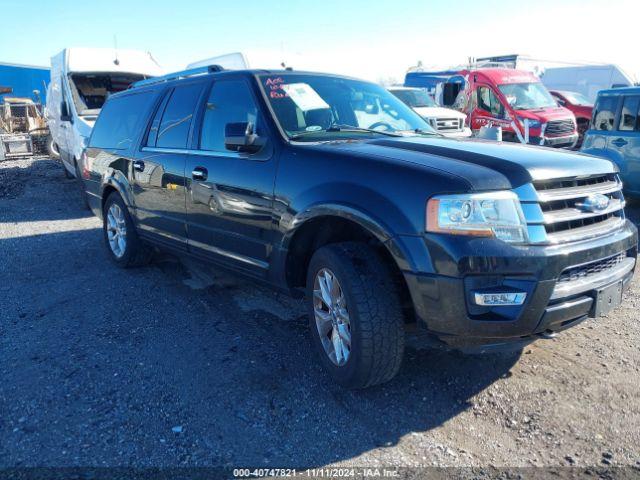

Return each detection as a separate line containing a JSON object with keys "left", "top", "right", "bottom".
{"left": 426, "top": 191, "right": 528, "bottom": 243}
{"left": 518, "top": 117, "right": 541, "bottom": 129}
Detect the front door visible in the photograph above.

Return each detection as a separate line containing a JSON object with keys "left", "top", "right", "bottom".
{"left": 185, "top": 77, "right": 277, "bottom": 277}
{"left": 133, "top": 81, "right": 206, "bottom": 248}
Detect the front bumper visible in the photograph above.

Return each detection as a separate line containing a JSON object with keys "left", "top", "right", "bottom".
{"left": 400, "top": 220, "right": 638, "bottom": 348}
{"left": 530, "top": 133, "right": 579, "bottom": 148}
{"left": 440, "top": 127, "right": 473, "bottom": 139}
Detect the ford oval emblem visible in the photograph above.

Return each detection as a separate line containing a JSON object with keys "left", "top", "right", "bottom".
{"left": 580, "top": 194, "right": 610, "bottom": 213}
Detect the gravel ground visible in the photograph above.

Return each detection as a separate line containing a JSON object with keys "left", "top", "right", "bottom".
{"left": 1, "top": 157, "right": 639, "bottom": 471}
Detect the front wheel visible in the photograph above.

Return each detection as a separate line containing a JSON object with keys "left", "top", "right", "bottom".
{"left": 306, "top": 242, "right": 405, "bottom": 389}
{"left": 102, "top": 192, "right": 152, "bottom": 268}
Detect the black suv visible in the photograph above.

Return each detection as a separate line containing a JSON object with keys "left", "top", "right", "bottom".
{"left": 81, "top": 66, "right": 638, "bottom": 388}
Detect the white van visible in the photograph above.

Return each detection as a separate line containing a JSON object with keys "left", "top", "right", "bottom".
{"left": 541, "top": 65, "right": 635, "bottom": 104}
{"left": 388, "top": 87, "right": 471, "bottom": 138}
{"left": 47, "top": 48, "right": 163, "bottom": 178}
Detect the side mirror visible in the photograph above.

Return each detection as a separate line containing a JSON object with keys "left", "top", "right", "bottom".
{"left": 60, "top": 101, "right": 72, "bottom": 122}
{"left": 224, "top": 122, "right": 263, "bottom": 153}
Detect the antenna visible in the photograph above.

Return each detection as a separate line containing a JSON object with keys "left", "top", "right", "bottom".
{"left": 113, "top": 35, "right": 120, "bottom": 66}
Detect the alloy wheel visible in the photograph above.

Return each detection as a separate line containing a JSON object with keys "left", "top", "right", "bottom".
{"left": 313, "top": 268, "right": 352, "bottom": 366}
{"left": 106, "top": 203, "right": 127, "bottom": 258}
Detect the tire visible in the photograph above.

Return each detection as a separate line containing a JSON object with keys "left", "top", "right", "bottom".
{"left": 306, "top": 242, "right": 405, "bottom": 389}
{"left": 102, "top": 192, "right": 152, "bottom": 268}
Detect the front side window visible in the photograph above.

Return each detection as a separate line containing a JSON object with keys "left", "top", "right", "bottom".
{"left": 199, "top": 79, "right": 260, "bottom": 152}
{"left": 477, "top": 86, "right": 504, "bottom": 117}
{"left": 89, "top": 91, "right": 154, "bottom": 150}
{"left": 498, "top": 82, "right": 557, "bottom": 110}
{"left": 259, "top": 73, "right": 433, "bottom": 141}
{"left": 619, "top": 96, "right": 639, "bottom": 131}
{"left": 154, "top": 83, "right": 203, "bottom": 149}
{"left": 593, "top": 96, "right": 618, "bottom": 131}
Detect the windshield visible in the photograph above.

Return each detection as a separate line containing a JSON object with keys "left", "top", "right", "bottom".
{"left": 561, "top": 91, "right": 592, "bottom": 106}
{"left": 68, "top": 73, "right": 150, "bottom": 116}
{"left": 390, "top": 88, "right": 437, "bottom": 108}
{"left": 258, "top": 74, "right": 435, "bottom": 140}
{"left": 498, "top": 82, "right": 557, "bottom": 110}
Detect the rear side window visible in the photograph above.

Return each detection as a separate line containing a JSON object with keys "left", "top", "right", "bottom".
{"left": 619, "top": 96, "right": 640, "bottom": 131}
{"left": 154, "top": 83, "right": 204, "bottom": 149}
{"left": 592, "top": 96, "right": 618, "bottom": 131}
{"left": 89, "top": 92, "right": 154, "bottom": 150}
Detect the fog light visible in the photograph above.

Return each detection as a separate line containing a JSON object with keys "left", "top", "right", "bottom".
{"left": 473, "top": 291, "right": 527, "bottom": 306}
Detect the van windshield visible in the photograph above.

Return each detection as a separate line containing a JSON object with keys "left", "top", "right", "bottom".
{"left": 390, "top": 89, "right": 437, "bottom": 108}
{"left": 258, "top": 73, "right": 435, "bottom": 141}
{"left": 498, "top": 82, "right": 557, "bottom": 110}
{"left": 68, "top": 73, "right": 150, "bottom": 116}
{"left": 561, "top": 91, "right": 592, "bottom": 106}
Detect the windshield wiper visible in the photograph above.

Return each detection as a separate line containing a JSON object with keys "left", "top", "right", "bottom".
{"left": 290, "top": 124, "right": 403, "bottom": 140}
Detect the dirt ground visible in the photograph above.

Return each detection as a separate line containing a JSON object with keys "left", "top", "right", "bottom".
{"left": 1, "top": 156, "right": 639, "bottom": 472}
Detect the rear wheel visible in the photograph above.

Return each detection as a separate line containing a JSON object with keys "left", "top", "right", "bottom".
{"left": 306, "top": 242, "right": 405, "bottom": 389}
{"left": 102, "top": 192, "right": 152, "bottom": 268}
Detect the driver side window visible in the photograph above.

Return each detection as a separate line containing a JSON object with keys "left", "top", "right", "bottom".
{"left": 478, "top": 86, "right": 504, "bottom": 118}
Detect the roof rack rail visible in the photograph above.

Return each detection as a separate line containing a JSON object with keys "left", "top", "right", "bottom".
{"left": 131, "top": 64, "right": 224, "bottom": 89}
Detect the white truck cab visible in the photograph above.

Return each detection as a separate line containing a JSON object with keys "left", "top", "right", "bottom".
{"left": 47, "top": 48, "right": 162, "bottom": 177}
{"left": 388, "top": 86, "right": 472, "bottom": 138}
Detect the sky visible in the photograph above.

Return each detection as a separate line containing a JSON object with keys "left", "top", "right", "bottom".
{"left": 0, "top": 0, "right": 638, "bottom": 84}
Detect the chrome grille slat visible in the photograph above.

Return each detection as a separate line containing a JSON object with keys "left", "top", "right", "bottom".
{"left": 546, "top": 216, "right": 625, "bottom": 244}
{"left": 536, "top": 180, "right": 621, "bottom": 202}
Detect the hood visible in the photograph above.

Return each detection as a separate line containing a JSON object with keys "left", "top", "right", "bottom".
{"left": 412, "top": 106, "right": 466, "bottom": 120}
{"left": 515, "top": 105, "right": 575, "bottom": 122}
{"left": 310, "top": 136, "right": 616, "bottom": 191}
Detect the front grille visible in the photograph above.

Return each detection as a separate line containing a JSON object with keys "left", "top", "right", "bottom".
{"left": 546, "top": 119, "right": 575, "bottom": 135}
{"left": 436, "top": 118, "right": 462, "bottom": 132}
{"left": 524, "top": 173, "right": 626, "bottom": 244}
{"left": 557, "top": 253, "right": 626, "bottom": 284}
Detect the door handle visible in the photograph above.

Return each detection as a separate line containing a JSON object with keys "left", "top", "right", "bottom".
{"left": 192, "top": 167, "right": 208, "bottom": 181}
{"left": 612, "top": 138, "right": 628, "bottom": 147}
{"left": 133, "top": 160, "right": 145, "bottom": 172}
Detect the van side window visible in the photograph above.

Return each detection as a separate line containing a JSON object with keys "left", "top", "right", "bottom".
{"left": 592, "top": 96, "right": 617, "bottom": 131}
{"left": 477, "top": 86, "right": 504, "bottom": 117}
{"left": 155, "top": 83, "right": 204, "bottom": 149}
{"left": 89, "top": 91, "right": 154, "bottom": 150}
{"left": 619, "top": 96, "right": 640, "bottom": 132}
{"left": 199, "top": 79, "right": 260, "bottom": 152}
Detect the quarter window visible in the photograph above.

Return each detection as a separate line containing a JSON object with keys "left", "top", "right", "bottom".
{"left": 199, "top": 79, "right": 260, "bottom": 152}
{"left": 592, "top": 96, "right": 618, "bottom": 131}
{"left": 154, "top": 83, "right": 204, "bottom": 149}
{"left": 619, "top": 96, "right": 640, "bottom": 131}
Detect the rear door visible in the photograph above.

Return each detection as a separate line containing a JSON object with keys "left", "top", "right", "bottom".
{"left": 184, "top": 76, "right": 277, "bottom": 278}
{"left": 610, "top": 95, "right": 640, "bottom": 194}
{"left": 133, "top": 81, "right": 206, "bottom": 248}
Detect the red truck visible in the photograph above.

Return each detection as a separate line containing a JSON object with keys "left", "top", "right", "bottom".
{"left": 549, "top": 90, "right": 593, "bottom": 148}
{"left": 407, "top": 68, "right": 579, "bottom": 148}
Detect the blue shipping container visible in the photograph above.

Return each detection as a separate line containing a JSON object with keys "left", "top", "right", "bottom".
{"left": 0, "top": 62, "right": 50, "bottom": 104}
